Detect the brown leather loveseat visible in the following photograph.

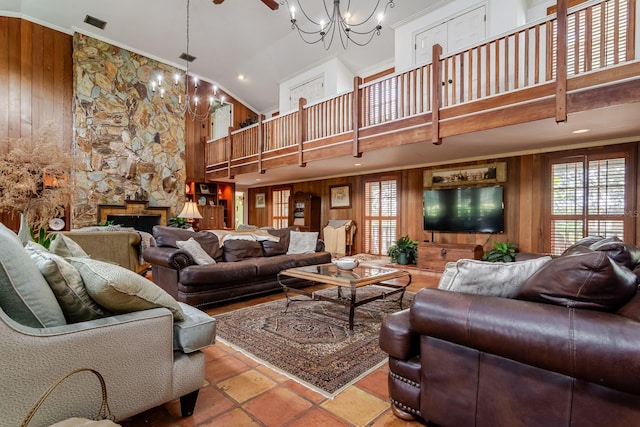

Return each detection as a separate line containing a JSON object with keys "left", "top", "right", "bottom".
{"left": 380, "top": 237, "right": 640, "bottom": 426}
{"left": 143, "top": 226, "right": 331, "bottom": 307}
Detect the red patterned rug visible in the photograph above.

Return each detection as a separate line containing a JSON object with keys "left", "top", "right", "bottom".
{"left": 215, "top": 286, "right": 413, "bottom": 396}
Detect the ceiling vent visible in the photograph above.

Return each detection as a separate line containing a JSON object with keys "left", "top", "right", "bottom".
{"left": 84, "top": 15, "right": 107, "bottom": 30}
{"left": 179, "top": 52, "right": 197, "bottom": 62}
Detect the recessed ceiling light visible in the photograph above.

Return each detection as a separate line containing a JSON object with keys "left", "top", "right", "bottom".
{"left": 354, "top": 163, "right": 362, "bottom": 166}
{"left": 238, "top": 74, "right": 245, "bottom": 81}
{"left": 572, "top": 128, "right": 590, "bottom": 134}
{"left": 255, "top": 178, "right": 261, "bottom": 181}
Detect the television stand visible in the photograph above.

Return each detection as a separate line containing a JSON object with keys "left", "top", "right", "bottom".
{"left": 417, "top": 242, "right": 484, "bottom": 272}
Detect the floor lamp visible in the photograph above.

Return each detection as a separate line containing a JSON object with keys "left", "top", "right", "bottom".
{"left": 178, "top": 201, "right": 203, "bottom": 231}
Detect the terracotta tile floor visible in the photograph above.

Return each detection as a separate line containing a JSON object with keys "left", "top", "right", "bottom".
{"left": 120, "top": 270, "right": 438, "bottom": 427}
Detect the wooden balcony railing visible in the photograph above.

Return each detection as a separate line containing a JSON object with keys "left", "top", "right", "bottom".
{"left": 205, "top": 0, "right": 637, "bottom": 179}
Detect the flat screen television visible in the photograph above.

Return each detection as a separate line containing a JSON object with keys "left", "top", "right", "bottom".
{"left": 423, "top": 186, "right": 504, "bottom": 233}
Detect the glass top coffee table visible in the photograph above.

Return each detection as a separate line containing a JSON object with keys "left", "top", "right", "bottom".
{"left": 277, "top": 264, "right": 412, "bottom": 331}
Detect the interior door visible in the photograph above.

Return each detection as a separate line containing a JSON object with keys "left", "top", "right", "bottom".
{"left": 289, "top": 75, "right": 324, "bottom": 111}
{"left": 211, "top": 103, "right": 232, "bottom": 140}
{"left": 414, "top": 22, "right": 448, "bottom": 64}
{"left": 448, "top": 5, "right": 486, "bottom": 52}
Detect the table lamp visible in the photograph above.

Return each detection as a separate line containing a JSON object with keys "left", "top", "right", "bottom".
{"left": 177, "top": 201, "right": 203, "bottom": 231}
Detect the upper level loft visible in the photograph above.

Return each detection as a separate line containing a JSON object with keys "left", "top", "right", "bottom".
{"left": 204, "top": 0, "right": 640, "bottom": 184}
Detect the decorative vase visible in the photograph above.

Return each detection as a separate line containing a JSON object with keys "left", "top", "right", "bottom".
{"left": 17, "top": 212, "right": 33, "bottom": 246}
{"left": 398, "top": 253, "right": 409, "bottom": 265}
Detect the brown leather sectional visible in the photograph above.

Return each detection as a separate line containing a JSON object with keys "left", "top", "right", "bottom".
{"left": 380, "top": 237, "right": 640, "bottom": 426}
{"left": 143, "top": 226, "right": 331, "bottom": 307}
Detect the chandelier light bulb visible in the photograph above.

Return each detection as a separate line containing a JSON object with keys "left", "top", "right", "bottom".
{"left": 281, "top": 0, "right": 395, "bottom": 50}
{"left": 160, "top": 87, "right": 165, "bottom": 99}
{"left": 151, "top": 80, "right": 156, "bottom": 92}
{"left": 194, "top": 96, "right": 199, "bottom": 106}
{"left": 174, "top": 73, "right": 180, "bottom": 85}
{"left": 208, "top": 96, "right": 214, "bottom": 106}
{"left": 220, "top": 95, "right": 226, "bottom": 103}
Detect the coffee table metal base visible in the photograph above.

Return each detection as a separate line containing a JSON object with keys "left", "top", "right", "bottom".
{"left": 277, "top": 269, "right": 412, "bottom": 331}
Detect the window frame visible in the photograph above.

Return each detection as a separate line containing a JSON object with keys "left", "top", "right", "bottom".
{"left": 271, "top": 186, "right": 291, "bottom": 229}
{"left": 362, "top": 173, "right": 401, "bottom": 256}
{"left": 543, "top": 145, "right": 636, "bottom": 254}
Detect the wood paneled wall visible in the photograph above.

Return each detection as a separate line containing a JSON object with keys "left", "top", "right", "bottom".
{"left": 248, "top": 143, "right": 640, "bottom": 255}
{"left": 0, "top": 17, "right": 72, "bottom": 143}
{"left": 0, "top": 17, "right": 73, "bottom": 230}
{"left": 184, "top": 79, "right": 257, "bottom": 181}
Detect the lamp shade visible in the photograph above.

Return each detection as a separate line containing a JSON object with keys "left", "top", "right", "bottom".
{"left": 177, "top": 201, "right": 203, "bottom": 219}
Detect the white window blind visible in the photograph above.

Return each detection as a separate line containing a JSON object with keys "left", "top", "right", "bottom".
{"left": 550, "top": 0, "right": 629, "bottom": 78}
{"left": 364, "top": 177, "right": 398, "bottom": 255}
{"left": 550, "top": 155, "right": 626, "bottom": 255}
{"left": 272, "top": 188, "right": 290, "bottom": 229}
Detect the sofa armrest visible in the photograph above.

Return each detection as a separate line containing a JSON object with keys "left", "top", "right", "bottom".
{"left": 316, "top": 239, "right": 325, "bottom": 252}
{"left": 410, "top": 288, "right": 640, "bottom": 395}
{"left": 379, "top": 309, "right": 419, "bottom": 360}
{"left": 143, "top": 246, "right": 195, "bottom": 270}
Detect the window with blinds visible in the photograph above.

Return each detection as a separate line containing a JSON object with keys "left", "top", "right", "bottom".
{"left": 272, "top": 188, "right": 290, "bottom": 229}
{"left": 364, "top": 176, "right": 399, "bottom": 255}
{"left": 549, "top": 0, "right": 629, "bottom": 78}
{"left": 550, "top": 154, "right": 627, "bottom": 255}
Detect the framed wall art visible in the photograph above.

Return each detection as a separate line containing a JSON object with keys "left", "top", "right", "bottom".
{"left": 423, "top": 162, "right": 507, "bottom": 187}
{"left": 255, "top": 193, "right": 266, "bottom": 208}
{"left": 199, "top": 183, "right": 210, "bottom": 194}
{"left": 329, "top": 184, "right": 351, "bottom": 209}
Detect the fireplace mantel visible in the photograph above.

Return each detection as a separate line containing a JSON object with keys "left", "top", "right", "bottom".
{"left": 97, "top": 200, "right": 171, "bottom": 229}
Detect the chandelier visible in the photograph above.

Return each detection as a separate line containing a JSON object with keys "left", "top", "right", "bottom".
{"left": 281, "top": 0, "right": 395, "bottom": 50}
{"left": 151, "top": 0, "right": 225, "bottom": 121}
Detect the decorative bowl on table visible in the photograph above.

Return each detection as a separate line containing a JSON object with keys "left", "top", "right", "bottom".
{"left": 332, "top": 257, "right": 360, "bottom": 271}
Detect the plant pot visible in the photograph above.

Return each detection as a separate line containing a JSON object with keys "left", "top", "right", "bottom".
{"left": 397, "top": 253, "right": 409, "bottom": 265}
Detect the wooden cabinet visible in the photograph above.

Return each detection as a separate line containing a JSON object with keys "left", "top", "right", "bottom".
{"left": 188, "top": 181, "right": 235, "bottom": 229}
{"left": 418, "top": 242, "right": 484, "bottom": 272}
{"left": 198, "top": 205, "right": 225, "bottom": 230}
{"left": 289, "top": 191, "right": 321, "bottom": 232}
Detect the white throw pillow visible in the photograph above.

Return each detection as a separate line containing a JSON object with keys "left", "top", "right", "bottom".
{"left": 176, "top": 238, "right": 216, "bottom": 265}
{"left": 287, "top": 231, "right": 319, "bottom": 255}
{"left": 437, "top": 256, "right": 553, "bottom": 298}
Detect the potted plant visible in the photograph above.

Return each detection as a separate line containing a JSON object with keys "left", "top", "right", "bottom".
{"left": 483, "top": 241, "right": 518, "bottom": 263}
{"left": 387, "top": 235, "right": 419, "bottom": 265}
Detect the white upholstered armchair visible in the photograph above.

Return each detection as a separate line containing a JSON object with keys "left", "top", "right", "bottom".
{"left": 0, "top": 223, "right": 214, "bottom": 426}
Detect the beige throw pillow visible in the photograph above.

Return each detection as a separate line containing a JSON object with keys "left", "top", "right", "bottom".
{"left": 176, "top": 238, "right": 216, "bottom": 265}
{"left": 287, "top": 231, "right": 318, "bottom": 255}
{"left": 25, "top": 242, "right": 108, "bottom": 323}
{"left": 68, "top": 257, "right": 185, "bottom": 320}
{"left": 50, "top": 233, "right": 90, "bottom": 258}
{"left": 438, "top": 256, "right": 553, "bottom": 298}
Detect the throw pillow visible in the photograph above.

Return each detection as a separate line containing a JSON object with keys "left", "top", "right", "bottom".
{"left": 287, "top": 231, "right": 319, "bottom": 255}
{"left": 153, "top": 226, "right": 223, "bottom": 261}
{"left": 0, "top": 223, "right": 66, "bottom": 327}
{"left": 262, "top": 227, "right": 293, "bottom": 257}
{"left": 25, "top": 242, "right": 108, "bottom": 323}
{"left": 50, "top": 233, "right": 90, "bottom": 258}
{"left": 224, "top": 239, "right": 264, "bottom": 262}
{"left": 437, "top": 256, "right": 553, "bottom": 298}
{"left": 515, "top": 251, "right": 638, "bottom": 311}
{"left": 176, "top": 238, "right": 216, "bottom": 265}
{"left": 68, "top": 257, "right": 185, "bottom": 320}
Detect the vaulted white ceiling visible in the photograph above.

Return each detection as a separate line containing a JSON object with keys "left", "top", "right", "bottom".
{"left": 2, "top": 0, "right": 640, "bottom": 187}
{"left": 2, "top": 0, "right": 440, "bottom": 112}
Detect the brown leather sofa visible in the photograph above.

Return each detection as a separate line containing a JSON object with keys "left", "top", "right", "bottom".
{"left": 143, "top": 226, "right": 331, "bottom": 307}
{"left": 380, "top": 237, "right": 640, "bottom": 426}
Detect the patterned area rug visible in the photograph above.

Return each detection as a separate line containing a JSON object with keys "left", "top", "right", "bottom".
{"left": 216, "top": 286, "right": 413, "bottom": 396}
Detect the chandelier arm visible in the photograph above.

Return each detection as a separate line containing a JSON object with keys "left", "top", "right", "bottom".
{"left": 343, "top": 0, "right": 382, "bottom": 27}
{"left": 295, "top": 0, "right": 323, "bottom": 26}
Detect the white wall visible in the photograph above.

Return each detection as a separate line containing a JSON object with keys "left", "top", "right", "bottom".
{"left": 394, "top": 0, "right": 530, "bottom": 72}
{"left": 278, "top": 57, "right": 354, "bottom": 114}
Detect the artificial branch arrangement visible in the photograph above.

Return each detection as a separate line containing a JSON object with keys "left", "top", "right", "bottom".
{"left": 0, "top": 121, "right": 77, "bottom": 231}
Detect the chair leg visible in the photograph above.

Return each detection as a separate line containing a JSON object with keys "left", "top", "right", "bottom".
{"left": 180, "top": 389, "right": 200, "bottom": 417}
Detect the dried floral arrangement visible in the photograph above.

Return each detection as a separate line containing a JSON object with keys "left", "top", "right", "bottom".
{"left": 0, "top": 121, "right": 78, "bottom": 231}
